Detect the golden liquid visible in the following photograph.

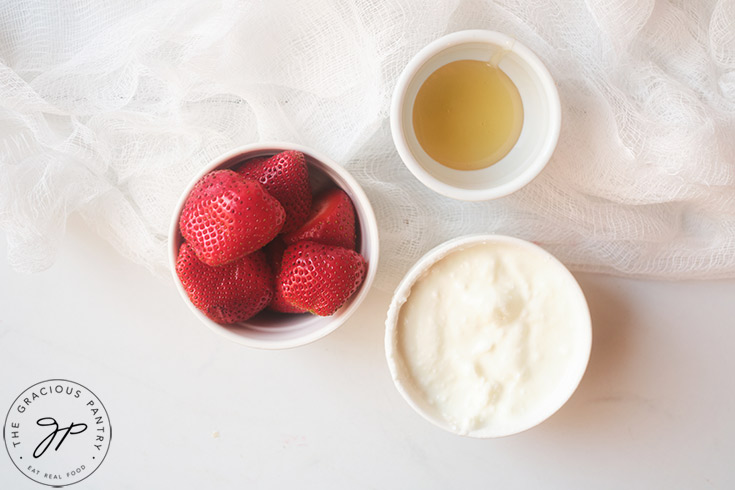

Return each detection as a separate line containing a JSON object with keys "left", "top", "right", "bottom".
{"left": 412, "top": 59, "right": 524, "bottom": 171}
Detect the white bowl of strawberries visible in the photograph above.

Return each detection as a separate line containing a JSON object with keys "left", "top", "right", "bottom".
{"left": 169, "top": 142, "right": 379, "bottom": 349}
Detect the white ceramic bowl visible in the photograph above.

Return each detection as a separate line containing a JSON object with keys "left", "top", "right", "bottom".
{"left": 385, "top": 234, "right": 591, "bottom": 437}
{"left": 390, "top": 30, "right": 561, "bottom": 201}
{"left": 169, "top": 142, "right": 379, "bottom": 349}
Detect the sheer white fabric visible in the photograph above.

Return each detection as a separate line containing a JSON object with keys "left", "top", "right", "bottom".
{"left": 1, "top": 0, "right": 734, "bottom": 290}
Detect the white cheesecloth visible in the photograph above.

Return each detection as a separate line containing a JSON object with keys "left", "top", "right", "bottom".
{"left": 1, "top": 0, "right": 734, "bottom": 291}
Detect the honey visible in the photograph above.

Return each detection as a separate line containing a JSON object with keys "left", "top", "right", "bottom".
{"left": 412, "top": 59, "right": 523, "bottom": 171}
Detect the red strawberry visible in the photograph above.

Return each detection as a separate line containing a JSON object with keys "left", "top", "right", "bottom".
{"left": 237, "top": 151, "right": 311, "bottom": 234}
{"left": 278, "top": 241, "right": 367, "bottom": 316}
{"left": 264, "top": 239, "right": 307, "bottom": 314}
{"left": 175, "top": 242, "right": 273, "bottom": 324}
{"left": 179, "top": 170, "right": 285, "bottom": 266}
{"left": 264, "top": 237, "right": 287, "bottom": 273}
{"left": 282, "top": 188, "right": 356, "bottom": 250}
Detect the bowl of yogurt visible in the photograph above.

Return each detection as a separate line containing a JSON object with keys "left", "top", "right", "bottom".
{"left": 385, "top": 235, "right": 591, "bottom": 438}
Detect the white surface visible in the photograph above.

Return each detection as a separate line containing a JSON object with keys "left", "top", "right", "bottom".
{"left": 1, "top": 218, "right": 734, "bottom": 489}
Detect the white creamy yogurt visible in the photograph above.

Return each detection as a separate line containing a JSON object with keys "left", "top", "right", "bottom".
{"left": 388, "top": 237, "right": 591, "bottom": 437}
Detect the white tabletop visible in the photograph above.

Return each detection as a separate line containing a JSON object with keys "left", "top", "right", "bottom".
{"left": 1, "top": 217, "right": 734, "bottom": 489}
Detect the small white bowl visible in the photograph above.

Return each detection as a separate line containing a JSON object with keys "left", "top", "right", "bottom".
{"left": 390, "top": 30, "right": 561, "bottom": 201}
{"left": 385, "top": 235, "right": 591, "bottom": 437}
{"left": 169, "top": 142, "right": 379, "bottom": 350}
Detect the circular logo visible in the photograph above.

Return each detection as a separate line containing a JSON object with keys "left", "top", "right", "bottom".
{"left": 3, "top": 379, "right": 111, "bottom": 486}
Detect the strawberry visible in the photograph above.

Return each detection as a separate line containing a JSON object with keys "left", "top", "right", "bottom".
{"left": 175, "top": 242, "right": 273, "bottom": 324}
{"left": 264, "top": 239, "right": 307, "bottom": 314}
{"left": 282, "top": 188, "right": 356, "bottom": 250}
{"left": 278, "top": 241, "right": 367, "bottom": 316}
{"left": 179, "top": 170, "right": 285, "bottom": 266}
{"left": 237, "top": 151, "right": 311, "bottom": 234}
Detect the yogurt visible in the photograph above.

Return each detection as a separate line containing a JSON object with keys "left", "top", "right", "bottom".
{"left": 387, "top": 237, "right": 591, "bottom": 437}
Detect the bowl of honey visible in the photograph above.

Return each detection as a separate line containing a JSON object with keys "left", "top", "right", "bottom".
{"left": 390, "top": 30, "right": 561, "bottom": 201}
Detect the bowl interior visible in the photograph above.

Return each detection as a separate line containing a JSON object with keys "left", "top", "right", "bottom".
{"left": 394, "top": 31, "right": 560, "bottom": 199}
{"left": 170, "top": 144, "right": 378, "bottom": 349}
{"left": 385, "top": 235, "right": 591, "bottom": 437}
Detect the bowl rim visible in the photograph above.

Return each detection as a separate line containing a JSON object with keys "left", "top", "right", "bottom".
{"left": 169, "top": 141, "right": 380, "bottom": 350}
{"left": 390, "top": 29, "right": 562, "bottom": 201}
{"left": 384, "top": 234, "right": 592, "bottom": 437}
